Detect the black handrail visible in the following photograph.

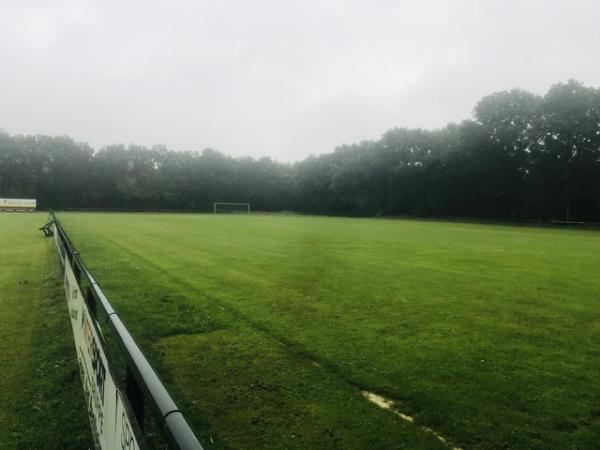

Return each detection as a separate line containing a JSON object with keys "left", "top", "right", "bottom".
{"left": 52, "top": 213, "right": 204, "bottom": 450}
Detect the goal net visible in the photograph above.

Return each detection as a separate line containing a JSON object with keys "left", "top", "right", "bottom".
{"left": 213, "top": 202, "right": 251, "bottom": 214}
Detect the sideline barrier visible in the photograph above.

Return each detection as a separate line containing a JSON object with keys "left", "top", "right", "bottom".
{"left": 51, "top": 213, "right": 204, "bottom": 450}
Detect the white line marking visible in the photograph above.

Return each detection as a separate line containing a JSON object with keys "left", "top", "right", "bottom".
{"left": 362, "top": 390, "right": 463, "bottom": 450}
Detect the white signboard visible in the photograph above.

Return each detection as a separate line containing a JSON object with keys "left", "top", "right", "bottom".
{"left": 0, "top": 198, "right": 37, "bottom": 209}
{"left": 64, "top": 256, "right": 142, "bottom": 450}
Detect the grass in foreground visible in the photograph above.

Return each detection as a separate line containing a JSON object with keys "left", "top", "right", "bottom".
{"left": 0, "top": 213, "right": 92, "bottom": 449}
{"left": 60, "top": 212, "right": 600, "bottom": 450}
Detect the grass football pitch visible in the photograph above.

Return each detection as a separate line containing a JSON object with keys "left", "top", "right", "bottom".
{"left": 57, "top": 213, "right": 600, "bottom": 449}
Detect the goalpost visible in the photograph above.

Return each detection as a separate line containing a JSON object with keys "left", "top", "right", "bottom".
{"left": 213, "top": 202, "right": 251, "bottom": 214}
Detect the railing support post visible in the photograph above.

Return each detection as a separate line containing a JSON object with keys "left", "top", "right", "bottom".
{"left": 127, "top": 366, "right": 145, "bottom": 431}
{"left": 85, "top": 286, "right": 97, "bottom": 319}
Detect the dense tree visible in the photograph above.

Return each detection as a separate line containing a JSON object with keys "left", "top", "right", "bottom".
{"left": 1, "top": 80, "right": 599, "bottom": 221}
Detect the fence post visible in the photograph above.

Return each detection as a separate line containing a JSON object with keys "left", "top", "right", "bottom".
{"left": 127, "top": 366, "right": 146, "bottom": 431}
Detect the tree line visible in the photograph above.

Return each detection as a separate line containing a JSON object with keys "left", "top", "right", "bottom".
{"left": 1, "top": 79, "right": 599, "bottom": 221}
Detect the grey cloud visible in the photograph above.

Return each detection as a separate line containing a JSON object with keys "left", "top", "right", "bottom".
{"left": 1, "top": 0, "right": 599, "bottom": 161}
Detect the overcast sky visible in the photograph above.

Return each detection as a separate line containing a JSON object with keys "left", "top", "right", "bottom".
{"left": 1, "top": 0, "right": 599, "bottom": 161}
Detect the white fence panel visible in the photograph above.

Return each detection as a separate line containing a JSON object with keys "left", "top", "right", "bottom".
{"left": 64, "top": 256, "right": 141, "bottom": 450}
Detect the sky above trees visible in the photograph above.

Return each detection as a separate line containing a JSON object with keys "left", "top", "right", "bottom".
{"left": 1, "top": 0, "right": 599, "bottom": 161}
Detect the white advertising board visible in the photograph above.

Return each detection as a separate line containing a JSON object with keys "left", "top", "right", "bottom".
{"left": 64, "top": 256, "right": 142, "bottom": 450}
{"left": 0, "top": 198, "right": 37, "bottom": 209}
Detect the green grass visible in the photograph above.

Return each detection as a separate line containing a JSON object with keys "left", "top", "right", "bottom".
{"left": 0, "top": 213, "right": 92, "bottom": 449}
{"left": 59, "top": 212, "right": 600, "bottom": 450}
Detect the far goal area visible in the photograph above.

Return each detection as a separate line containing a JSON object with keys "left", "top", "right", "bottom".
{"left": 213, "top": 202, "right": 251, "bottom": 214}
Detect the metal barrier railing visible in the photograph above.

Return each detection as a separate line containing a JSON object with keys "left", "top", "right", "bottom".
{"left": 51, "top": 212, "right": 204, "bottom": 450}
